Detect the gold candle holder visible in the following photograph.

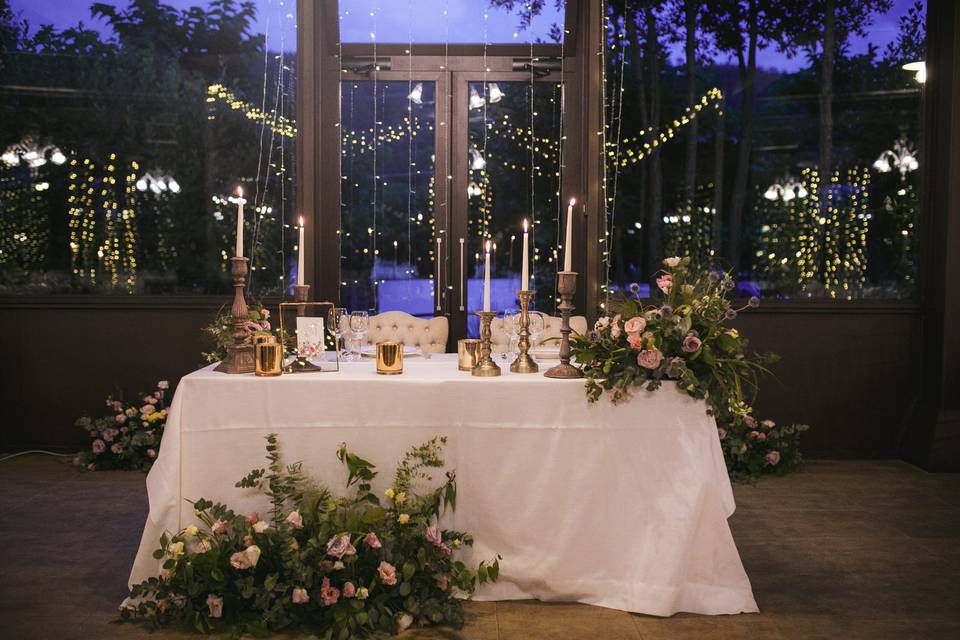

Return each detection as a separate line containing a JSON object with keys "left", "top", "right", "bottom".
{"left": 255, "top": 338, "right": 282, "bottom": 377}
{"left": 214, "top": 256, "right": 255, "bottom": 374}
{"left": 544, "top": 271, "right": 583, "bottom": 379}
{"left": 458, "top": 339, "right": 481, "bottom": 371}
{"left": 376, "top": 341, "right": 403, "bottom": 375}
{"left": 510, "top": 290, "right": 538, "bottom": 373}
{"left": 472, "top": 311, "right": 501, "bottom": 377}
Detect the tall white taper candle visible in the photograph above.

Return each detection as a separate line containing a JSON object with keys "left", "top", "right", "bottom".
{"left": 483, "top": 240, "right": 491, "bottom": 312}
{"left": 235, "top": 187, "right": 244, "bottom": 258}
{"left": 521, "top": 219, "right": 529, "bottom": 290}
{"left": 297, "top": 216, "right": 305, "bottom": 285}
{"left": 563, "top": 198, "right": 575, "bottom": 272}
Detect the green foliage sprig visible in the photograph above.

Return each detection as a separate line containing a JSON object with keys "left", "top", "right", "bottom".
{"left": 201, "top": 301, "right": 272, "bottom": 365}
{"left": 122, "top": 434, "right": 499, "bottom": 638}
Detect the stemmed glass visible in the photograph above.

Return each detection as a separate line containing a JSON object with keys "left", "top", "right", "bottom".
{"left": 349, "top": 311, "right": 370, "bottom": 361}
{"left": 528, "top": 311, "right": 545, "bottom": 352}
{"left": 502, "top": 310, "right": 520, "bottom": 363}
{"left": 327, "top": 307, "right": 349, "bottom": 360}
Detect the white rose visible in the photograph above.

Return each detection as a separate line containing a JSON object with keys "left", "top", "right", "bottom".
{"left": 184, "top": 525, "right": 199, "bottom": 537}
{"left": 356, "top": 587, "right": 369, "bottom": 600}
{"left": 244, "top": 545, "right": 261, "bottom": 567}
{"left": 663, "top": 256, "right": 681, "bottom": 268}
{"left": 157, "top": 380, "right": 170, "bottom": 390}
{"left": 397, "top": 613, "right": 414, "bottom": 633}
{"left": 253, "top": 520, "right": 269, "bottom": 534}
{"left": 761, "top": 419, "right": 776, "bottom": 429}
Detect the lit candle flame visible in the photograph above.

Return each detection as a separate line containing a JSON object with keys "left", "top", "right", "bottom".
{"left": 569, "top": 197, "right": 576, "bottom": 206}
{"left": 485, "top": 240, "right": 491, "bottom": 253}
{"left": 237, "top": 186, "right": 243, "bottom": 198}
{"left": 523, "top": 218, "right": 529, "bottom": 232}
{"left": 299, "top": 215, "right": 304, "bottom": 227}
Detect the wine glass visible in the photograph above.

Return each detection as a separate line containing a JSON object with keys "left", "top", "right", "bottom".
{"left": 327, "top": 307, "right": 349, "bottom": 359}
{"left": 528, "top": 311, "right": 545, "bottom": 351}
{"left": 502, "top": 310, "right": 519, "bottom": 363}
{"left": 349, "top": 311, "right": 370, "bottom": 361}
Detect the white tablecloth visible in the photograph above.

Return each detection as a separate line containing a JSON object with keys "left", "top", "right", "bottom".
{"left": 129, "top": 355, "right": 757, "bottom": 616}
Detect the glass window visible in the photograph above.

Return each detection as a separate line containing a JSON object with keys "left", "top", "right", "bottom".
{"left": 1, "top": 0, "right": 297, "bottom": 295}
{"left": 338, "top": 0, "right": 564, "bottom": 44}
{"left": 602, "top": 0, "right": 925, "bottom": 300}
{"left": 339, "top": 79, "right": 438, "bottom": 315}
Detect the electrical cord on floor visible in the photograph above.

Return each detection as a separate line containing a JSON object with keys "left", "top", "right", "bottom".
{"left": 0, "top": 450, "right": 74, "bottom": 464}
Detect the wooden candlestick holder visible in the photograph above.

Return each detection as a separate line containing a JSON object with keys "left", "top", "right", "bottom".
{"left": 293, "top": 284, "right": 310, "bottom": 304}
{"left": 510, "top": 290, "right": 538, "bottom": 373}
{"left": 214, "top": 256, "right": 255, "bottom": 374}
{"left": 544, "top": 271, "right": 583, "bottom": 379}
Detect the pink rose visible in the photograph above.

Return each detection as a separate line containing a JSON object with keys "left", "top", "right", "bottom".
{"left": 637, "top": 348, "right": 663, "bottom": 370}
{"left": 92, "top": 439, "right": 105, "bottom": 454}
{"left": 206, "top": 594, "right": 223, "bottom": 618}
{"left": 717, "top": 428, "right": 727, "bottom": 439}
{"left": 115, "top": 414, "right": 127, "bottom": 424}
{"left": 656, "top": 273, "right": 673, "bottom": 294}
{"left": 363, "top": 531, "right": 382, "bottom": 549}
{"left": 766, "top": 451, "right": 781, "bottom": 466}
{"left": 112, "top": 400, "right": 123, "bottom": 412}
{"left": 425, "top": 523, "right": 443, "bottom": 548}
{"left": 681, "top": 333, "right": 702, "bottom": 353}
{"left": 610, "top": 314, "right": 622, "bottom": 339}
{"left": 230, "top": 551, "right": 252, "bottom": 570}
{"left": 748, "top": 431, "right": 760, "bottom": 440}
{"left": 147, "top": 449, "right": 156, "bottom": 458}
{"left": 627, "top": 333, "right": 643, "bottom": 351}
{"left": 756, "top": 432, "right": 767, "bottom": 442}
{"left": 326, "top": 534, "right": 356, "bottom": 559}
{"left": 154, "top": 391, "right": 162, "bottom": 399}
{"left": 292, "top": 587, "right": 310, "bottom": 604}
{"left": 144, "top": 395, "right": 158, "bottom": 405}
{"left": 623, "top": 317, "right": 646, "bottom": 335}
{"left": 211, "top": 519, "right": 228, "bottom": 535}
{"left": 89, "top": 430, "right": 98, "bottom": 438}
{"left": 195, "top": 539, "right": 212, "bottom": 554}
{"left": 245, "top": 512, "right": 260, "bottom": 525}
{"left": 320, "top": 577, "right": 340, "bottom": 606}
{"left": 285, "top": 511, "right": 303, "bottom": 529}
{"left": 342, "top": 582, "right": 356, "bottom": 598}
{"left": 141, "top": 404, "right": 156, "bottom": 416}
{"left": 744, "top": 415, "right": 757, "bottom": 429}
{"left": 378, "top": 560, "right": 398, "bottom": 586}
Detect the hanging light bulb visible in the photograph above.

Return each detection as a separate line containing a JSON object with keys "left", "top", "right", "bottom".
{"left": 469, "top": 87, "right": 485, "bottom": 110}
{"left": 470, "top": 148, "right": 486, "bottom": 170}
{"left": 796, "top": 184, "right": 808, "bottom": 199}
{"left": 408, "top": 82, "right": 423, "bottom": 105}
{"left": 168, "top": 178, "right": 181, "bottom": 193}
{"left": 763, "top": 185, "right": 781, "bottom": 201}
{"left": 902, "top": 61, "right": 925, "bottom": 83}
{"left": 136, "top": 178, "right": 148, "bottom": 191}
{"left": 467, "top": 181, "right": 482, "bottom": 197}
{"left": 1, "top": 151, "right": 18, "bottom": 166}
{"left": 488, "top": 83, "right": 504, "bottom": 104}
{"left": 50, "top": 150, "right": 67, "bottom": 165}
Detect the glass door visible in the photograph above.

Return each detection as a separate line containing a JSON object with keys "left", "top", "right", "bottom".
{"left": 339, "top": 75, "right": 446, "bottom": 317}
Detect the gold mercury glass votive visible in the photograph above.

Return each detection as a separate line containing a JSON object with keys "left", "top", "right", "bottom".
{"left": 255, "top": 338, "right": 282, "bottom": 377}
{"left": 376, "top": 341, "right": 403, "bottom": 375}
{"left": 458, "top": 339, "right": 481, "bottom": 371}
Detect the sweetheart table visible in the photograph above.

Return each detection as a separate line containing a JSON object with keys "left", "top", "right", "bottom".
{"left": 128, "top": 354, "right": 757, "bottom": 616}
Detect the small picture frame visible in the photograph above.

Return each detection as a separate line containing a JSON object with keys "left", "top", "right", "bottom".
{"left": 277, "top": 301, "right": 340, "bottom": 373}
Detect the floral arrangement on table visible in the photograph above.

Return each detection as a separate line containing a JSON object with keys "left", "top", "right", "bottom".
{"left": 74, "top": 380, "right": 169, "bottom": 472}
{"left": 122, "top": 434, "right": 500, "bottom": 638}
{"left": 571, "top": 256, "right": 809, "bottom": 480}
{"left": 201, "top": 301, "right": 272, "bottom": 364}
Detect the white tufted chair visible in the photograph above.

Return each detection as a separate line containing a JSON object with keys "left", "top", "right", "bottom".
{"left": 490, "top": 314, "right": 588, "bottom": 352}
{"left": 360, "top": 311, "right": 449, "bottom": 353}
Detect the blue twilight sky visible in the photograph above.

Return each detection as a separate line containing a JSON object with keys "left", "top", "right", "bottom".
{"left": 11, "top": 0, "right": 923, "bottom": 73}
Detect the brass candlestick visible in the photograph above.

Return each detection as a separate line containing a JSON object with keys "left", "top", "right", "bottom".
{"left": 214, "top": 256, "right": 255, "bottom": 374}
{"left": 472, "top": 311, "right": 501, "bottom": 377}
{"left": 510, "top": 290, "right": 538, "bottom": 373}
{"left": 544, "top": 271, "right": 583, "bottom": 379}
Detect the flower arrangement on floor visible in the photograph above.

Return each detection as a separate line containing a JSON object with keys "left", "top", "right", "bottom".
{"left": 571, "top": 256, "right": 809, "bottom": 480}
{"left": 201, "top": 301, "right": 271, "bottom": 364}
{"left": 122, "top": 434, "right": 499, "bottom": 637}
{"left": 74, "top": 380, "right": 169, "bottom": 471}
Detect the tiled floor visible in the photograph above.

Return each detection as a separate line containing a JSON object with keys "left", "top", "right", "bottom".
{"left": 0, "top": 457, "right": 957, "bottom": 639}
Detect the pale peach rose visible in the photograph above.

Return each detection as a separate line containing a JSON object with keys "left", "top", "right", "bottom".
{"left": 766, "top": 451, "right": 781, "bottom": 466}
{"left": 624, "top": 316, "right": 646, "bottom": 335}
{"left": 211, "top": 519, "right": 228, "bottom": 535}
{"left": 378, "top": 561, "right": 398, "bottom": 585}
{"left": 397, "top": 613, "right": 414, "bottom": 633}
{"left": 245, "top": 512, "right": 260, "bottom": 525}
{"left": 326, "top": 534, "right": 356, "bottom": 559}
{"left": 206, "top": 594, "right": 223, "bottom": 618}
{"left": 342, "top": 582, "right": 356, "bottom": 598}
{"left": 292, "top": 587, "right": 310, "bottom": 604}
{"left": 285, "top": 511, "right": 304, "bottom": 529}
{"left": 637, "top": 348, "right": 663, "bottom": 370}
{"left": 363, "top": 531, "right": 382, "bottom": 549}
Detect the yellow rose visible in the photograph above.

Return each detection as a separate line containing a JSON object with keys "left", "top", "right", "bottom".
{"left": 167, "top": 541, "right": 185, "bottom": 559}
{"left": 385, "top": 488, "right": 395, "bottom": 500}
{"left": 397, "top": 513, "right": 410, "bottom": 525}
{"left": 184, "top": 525, "right": 199, "bottom": 537}
{"left": 394, "top": 491, "right": 407, "bottom": 506}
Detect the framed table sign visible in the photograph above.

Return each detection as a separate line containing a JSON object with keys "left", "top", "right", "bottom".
{"left": 277, "top": 301, "right": 340, "bottom": 373}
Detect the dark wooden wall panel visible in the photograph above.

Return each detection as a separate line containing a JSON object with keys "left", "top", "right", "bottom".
{"left": 1, "top": 302, "right": 922, "bottom": 457}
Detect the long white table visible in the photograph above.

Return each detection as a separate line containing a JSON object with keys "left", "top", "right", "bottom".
{"left": 129, "top": 355, "right": 757, "bottom": 616}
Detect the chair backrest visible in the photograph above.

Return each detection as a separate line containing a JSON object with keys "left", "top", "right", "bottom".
{"left": 490, "top": 314, "right": 588, "bottom": 352}
{"left": 361, "top": 311, "right": 448, "bottom": 353}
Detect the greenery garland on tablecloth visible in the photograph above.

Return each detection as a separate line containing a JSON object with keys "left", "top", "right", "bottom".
{"left": 121, "top": 435, "right": 499, "bottom": 638}
{"left": 571, "top": 257, "right": 809, "bottom": 480}
{"left": 73, "top": 381, "right": 169, "bottom": 471}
